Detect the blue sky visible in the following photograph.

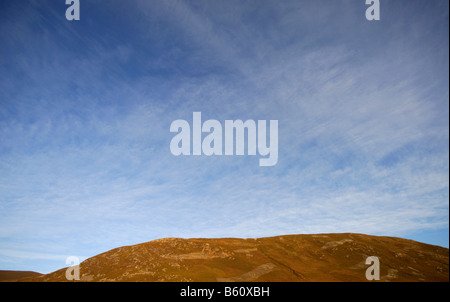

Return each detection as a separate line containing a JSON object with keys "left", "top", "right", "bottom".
{"left": 0, "top": 0, "right": 448, "bottom": 274}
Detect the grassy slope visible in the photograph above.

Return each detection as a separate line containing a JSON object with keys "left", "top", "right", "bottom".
{"left": 20, "top": 233, "right": 449, "bottom": 282}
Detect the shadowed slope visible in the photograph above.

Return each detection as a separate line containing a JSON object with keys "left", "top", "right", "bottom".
{"left": 0, "top": 271, "right": 42, "bottom": 282}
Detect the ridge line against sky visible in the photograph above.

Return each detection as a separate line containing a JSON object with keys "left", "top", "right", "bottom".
{"left": 0, "top": 0, "right": 449, "bottom": 273}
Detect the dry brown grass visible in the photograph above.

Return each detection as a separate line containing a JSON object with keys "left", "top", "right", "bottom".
{"left": 17, "top": 233, "right": 450, "bottom": 282}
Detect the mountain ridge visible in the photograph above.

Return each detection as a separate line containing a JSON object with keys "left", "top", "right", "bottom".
{"left": 13, "top": 233, "right": 450, "bottom": 282}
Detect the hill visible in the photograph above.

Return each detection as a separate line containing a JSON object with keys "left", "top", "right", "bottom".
{"left": 0, "top": 270, "right": 42, "bottom": 282}
{"left": 19, "top": 233, "right": 449, "bottom": 282}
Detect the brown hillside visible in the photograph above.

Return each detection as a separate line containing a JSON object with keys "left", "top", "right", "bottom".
{"left": 0, "top": 270, "right": 42, "bottom": 282}
{"left": 21, "top": 233, "right": 449, "bottom": 282}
